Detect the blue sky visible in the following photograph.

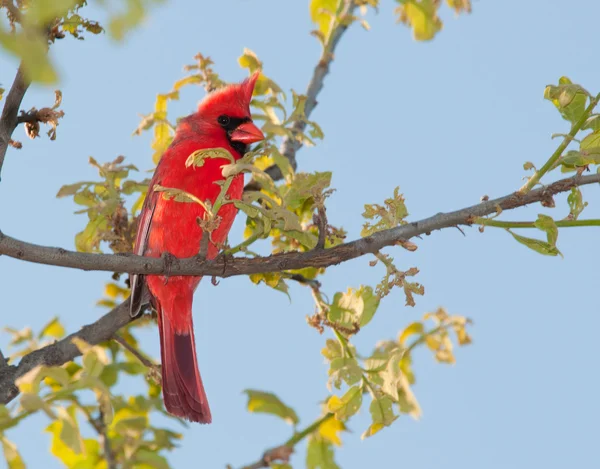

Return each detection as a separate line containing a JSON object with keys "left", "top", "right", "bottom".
{"left": 1, "top": 0, "right": 599, "bottom": 468}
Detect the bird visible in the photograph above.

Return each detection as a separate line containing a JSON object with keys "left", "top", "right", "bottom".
{"left": 129, "top": 72, "right": 264, "bottom": 423}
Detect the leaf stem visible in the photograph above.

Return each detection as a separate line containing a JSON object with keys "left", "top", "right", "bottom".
{"left": 285, "top": 412, "right": 334, "bottom": 446}
{"left": 519, "top": 93, "right": 600, "bottom": 194}
{"left": 474, "top": 218, "right": 600, "bottom": 229}
{"left": 224, "top": 230, "right": 262, "bottom": 255}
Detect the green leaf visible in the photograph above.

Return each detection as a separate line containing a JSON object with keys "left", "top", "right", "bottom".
{"left": 580, "top": 129, "right": 600, "bottom": 153}
{"left": 508, "top": 230, "right": 562, "bottom": 257}
{"left": 185, "top": 147, "right": 235, "bottom": 168}
{"left": 133, "top": 449, "right": 170, "bottom": 469}
{"left": 249, "top": 272, "right": 290, "bottom": 298}
{"left": 233, "top": 200, "right": 261, "bottom": 219}
{"left": 283, "top": 172, "right": 332, "bottom": 211}
{"left": 57, "top": 407, "right": 84, "bottom": 454}
{"left": 567, "top": 187, "right": 587, "bottom": 219}
{"left": 56, "top": 182, "right": 91, "bottom": 198}
{"left": 121, "top": 180, "right": 149, "bottom": 195}
{"left": 108, "top": 0, "right": 148, "bottom": 40}
{"left": 238, "top": 48, "right": 262, "bottom": 73}
{"left": 82, "top": 347, "right": 108, "bottom": 378}
{"left": 321, "top": 339, "right": 343, "bottom": 361}
{"left": 361, "top": 394, "right": 398, "bottom": 439}
{"left": 328, "top": 356, "right": 362, "bottom": 390}
{"left": 306, "top": 435, "right": 340, "bottom": 469}
{"left": 25, "top": 0, "right": 78, "bottom": 24}
{"left": 0, "top": 31, "right": 58, "bottom": 83}
{"left": 559, "top": 149, "right": 600, "bottom": 171}
{"left": 110, "top": 408, "right": 149, "bottom": 436}
{"left": 328, "top": 286, "right": 380, "bottom": 329}
{"left": 153, "top": 184, "right": 209, "bottom": 209}
{"left": 0, "top": 435, "right": 26, "bottom": 469}
{"left": 46, "top": 414, "right": 100, "bottom": 467}
{"left": 75, "top": 215, "right": 107, "bottom": 253}
{"left": 533, "top": 214, "right": 559, "bottom": 246}
{"left": 271, "top": 146, "right": 295, "bottom": 183}
{"left": 361, "top": 187, "right": 408, "bottom": 237}
{"left": 379, "top": 350, "right": 421, "bottom": 419}
{"left": 327, "top": 386, "right": 363, "bottom": 420}
{"left": 544, "top": 77, "right": 590, "bottom": 124}
{"left": 583, "top": 114, "right": 600, "bottom": 131}
{"left": 243, "top": 390, "right": 299, "bottom": 425}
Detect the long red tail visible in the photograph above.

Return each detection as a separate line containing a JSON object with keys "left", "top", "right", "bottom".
{"left": 157, "top": 305, "right": 212, "bottom": 423}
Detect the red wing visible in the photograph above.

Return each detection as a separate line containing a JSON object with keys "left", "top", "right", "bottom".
{"left": 129, "top": 185, "right": 159, "bottom": 317}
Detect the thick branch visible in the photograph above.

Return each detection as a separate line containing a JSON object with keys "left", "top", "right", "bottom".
{"left": 0, "top": 63, "right": 30, "bottom": 180}
{"left": 1, "top": 174, "right": 598, "bottom": 278}
{"left": 251, "top": 0, "right": 357, "bottom": 185}
{"left": 0, "top": 300, "right": 133, "bottom": 404}
{"left": 1, "top": 174, "right": 598, "bottom": 404}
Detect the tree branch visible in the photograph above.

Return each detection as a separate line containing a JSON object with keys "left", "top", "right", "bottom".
{"left": 0, "top": 300, "right": 134, "bottom": 404}
{"left": 240, "top": 413, "right": 334, "bottom": 469}
{"left": 1, "top": 174, "right": 598, "bottom": 278}
{"left": 249, "top": 0, "right": 358, "bottom": 186}
{"left": 0, "top": 63, "right": 30, "bottom": 180}
{"left": 1, "top": 174, "right": 599, "bottom": 404}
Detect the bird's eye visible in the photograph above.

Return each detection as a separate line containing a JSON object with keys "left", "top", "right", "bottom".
{"left": 217, "top": 115, "right": 230, "bottom": 127}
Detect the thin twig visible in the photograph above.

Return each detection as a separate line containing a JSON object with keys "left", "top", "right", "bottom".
{"left": 82, "top": 406, "right": 116, "bottom": 469}
{"left": 474, "top": 218, "right": 600, "bottom": 229}
{"left": 247, "top": 0, "right": 358, "bottom": 188}
{"left": 0, "top": 173, "right": 598, "bottom": 277}
{"left": 0, "top": 63, "right": 30, "bottom": 180}
{"left": 94, "top": 410, "right": 117, "bottom": 469}
{"left": 519, "top": 93, "right": 600, "bottom": 194}
{"left": 314, "top": 204, "right": 328, "bottom": 250}
{"left": 198, "top": 229, "right": 210, "bottom": 260}
{"left": 113, "top": 334, "right": 155, "bottom": 369}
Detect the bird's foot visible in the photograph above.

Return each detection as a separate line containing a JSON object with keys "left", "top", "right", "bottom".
{"left": 161, "top": 251, "right": 179, "bottom": 285}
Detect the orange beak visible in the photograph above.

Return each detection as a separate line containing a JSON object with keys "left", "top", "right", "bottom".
{"left": 230, "top": 121, "right": 265, "bottom": 144}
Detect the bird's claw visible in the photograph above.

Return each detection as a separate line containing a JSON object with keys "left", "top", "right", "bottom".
{"left": 161, "top": 252, "right": 179, "bottom": 285}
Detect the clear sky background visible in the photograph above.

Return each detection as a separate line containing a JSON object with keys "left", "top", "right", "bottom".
{"left": 1, "top": 1, "right": 599, "bottom": 468}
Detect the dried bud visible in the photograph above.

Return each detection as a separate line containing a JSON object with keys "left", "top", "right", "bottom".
{"left": 398, "top": 239, "right": 418, "bottom": 252}
{"left": 541, "top": 196, "right": 556, "bottom": 208}
{"left": 25, "top": 121, "right": 40, "bottom": 139}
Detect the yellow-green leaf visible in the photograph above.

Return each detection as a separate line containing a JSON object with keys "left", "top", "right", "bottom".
{"left": 243, "top": 390, "right": 299, "bottom": 425}
{"left": 326, "top": 386, "right": 362, "bottom": 420}
{"left": 306, "top": 435, "right": 340, "bottom": 469}
{"left": 0, "top": 435, "right": 26, "bottom": 469}
{"left": 38, "top": 317, "right": 66, "bottom": 339}
{"left": 395, "top": 0, "right": 443, "bottom": 41}
{"left": 508, "top": 230, "right": 562, "bottom": 257}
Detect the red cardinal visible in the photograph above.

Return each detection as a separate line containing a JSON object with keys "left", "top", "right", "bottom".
{"left": 130, "top": 73, "right": 264, "bottom": 423}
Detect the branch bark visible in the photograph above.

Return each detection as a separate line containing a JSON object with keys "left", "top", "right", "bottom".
{"left": 1, "top": 173, "right": 598, "bottom": 404}
{"left": 1, "top": 173, "right": 598, "bottom": 278}
{"left": 0, "top": 63, "right": 30, "bottom": 180}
